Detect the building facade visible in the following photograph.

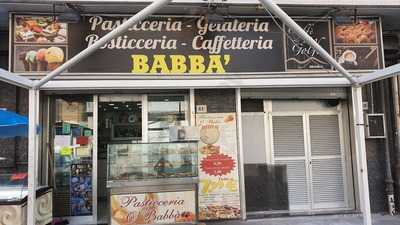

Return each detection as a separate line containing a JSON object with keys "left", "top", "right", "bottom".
{"left": 0, "top": 0, "right": 400, "bottom": 224}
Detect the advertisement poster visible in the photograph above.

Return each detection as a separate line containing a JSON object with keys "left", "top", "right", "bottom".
{"left": 11, "top": 14, "right": 284, "bottom": 74}
{"left": 196, "top": 113, "right": 241, "bottom": 220}
{"left": 10, "top": 15, "right": 383, "bottom": 75}
{"left": 70, "top": 163, "right": 92, "bottom": 216}
{"left": 110, "top": 191, "right": 196, "bottom": 225}
{"left": 333, "top": 20, "right": 382, "bottom": 70}
{"left": 286, "top": 20, "right": 332, "bottom": 70}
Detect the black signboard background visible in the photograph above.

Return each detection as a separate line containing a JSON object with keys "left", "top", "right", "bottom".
{"left": 10, "top": 14, "right": 384, "bottom": 75}
{"left": 68, "top": 16, "right": 285, "bottom": 73}
{"left": 285, "top": 20, "right": 332, "bottom": 70}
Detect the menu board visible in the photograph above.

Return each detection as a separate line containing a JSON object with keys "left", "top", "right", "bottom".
{"left": 196, "top": 113, "right": 241, "bottom": 220}
{"left": 70, "top": 163, "right": 92, "bottom": 216}
{"left": 110, "top": 191, "right": 196, "bottom": 225}
{"left": 333, "top": 20, "right": 381, "bottom": 70}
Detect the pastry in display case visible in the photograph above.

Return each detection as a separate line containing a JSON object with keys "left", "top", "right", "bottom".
{"left": 107, "top": 142, "right": 198, "bottom": 184}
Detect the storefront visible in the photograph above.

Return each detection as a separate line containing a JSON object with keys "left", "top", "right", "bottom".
{"left": 5, "top": 2, "right": 384, "bottom": 224}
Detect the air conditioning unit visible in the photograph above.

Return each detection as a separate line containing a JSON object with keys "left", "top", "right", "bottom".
{"left": 169, "top": 126, "right": 200, "bottom": 142}
{"left": 365, "top": 113, "right": 386, "bottom": 139}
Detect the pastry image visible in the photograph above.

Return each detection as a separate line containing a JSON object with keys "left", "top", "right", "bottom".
{"left": 335, "top": 20, "right": 377, "bottom": 44}
{"left": 175, "top": 211, "right": 195, "bottom": 222}
{"left": 200, "top": 125, "right": 220, "bottom": 145}
{"left": 200, "top": 145, "right": 220, "bottom": 155}
{"left": 224, "top": 114, "right": 234, "bottom": 123}
{"left": 25, "top": 50, "right": 37, "bottom": 71}
{"left": 36, "top": 48, "right": 48, "bottom": 71}
{"left": 111, "top": 196, "right": 129, "bottom": 225}
{"left": 45, "top": 47, "right": 64, "bottom": 70}
{"left": 36, "top": 36, "right": 49, "bottom": 43}
{"left": 199, "top": 205, "right": 240, "bottom": 220}
{"left": 54, "top": 36, "right": 66, "bottom": 43}
{"left": 14, "top": 16, "right": 67, "bottom": 43}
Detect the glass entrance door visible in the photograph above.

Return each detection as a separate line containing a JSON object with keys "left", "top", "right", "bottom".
{"left": 51, "top": 95, "right": 95, "bottom": 224}
{"left": 97, "top": 94, "right": 143, "bottom": 223}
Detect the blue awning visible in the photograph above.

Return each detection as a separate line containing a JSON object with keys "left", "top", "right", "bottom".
{"left": 0, "top": 109, "right": 28, "bottom": 138}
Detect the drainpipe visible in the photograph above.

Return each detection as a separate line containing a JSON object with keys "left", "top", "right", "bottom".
{"left": 392, "top": 76, "right": 400, "bottom": 213}
{"left": 381, "top": 80, "right": 396, "bottom": 215}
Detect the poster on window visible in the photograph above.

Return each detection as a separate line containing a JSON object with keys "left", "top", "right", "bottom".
{"left": 70, "top": 163, "right": 92, "bottom": 216}
{"left": 196, "top": 113, "right": 241, "bottom": 220}
{"left": 110, "top": 191, "right": 196, "bottom": 225}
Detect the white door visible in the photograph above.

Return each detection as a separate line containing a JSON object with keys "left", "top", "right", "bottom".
{"left": 308, "top": 114, "right": 346, "bottom": 209}
{"left": 270, "top": 112, "right": 346, "bottom": 211}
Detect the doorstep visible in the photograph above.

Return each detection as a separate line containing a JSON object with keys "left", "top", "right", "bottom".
{"left": 246, "top": 209, "right": 359, "bottom": 219}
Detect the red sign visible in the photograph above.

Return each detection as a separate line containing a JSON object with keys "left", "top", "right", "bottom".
{"left": 200, "top": 153, "right": 235, "bottom": 176}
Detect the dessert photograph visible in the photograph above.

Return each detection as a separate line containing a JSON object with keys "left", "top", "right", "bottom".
{"left": 14, "top": 45, "right": 66, "bottom": 72}
{"left": 14, "top": 15, "right": 67, "bottom": 43}
{"left": 199, "top": 205, "right": 240, "bottom": 220}
{"left": 335, "top": 46, "right": 379, "bottom": 70}
{"left": 334, "top": 20, "right": 377, "bottom": 44}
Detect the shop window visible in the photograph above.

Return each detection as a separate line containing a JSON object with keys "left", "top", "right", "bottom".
{"left": 148, "top": 95, "right": 188, "bottom": 142}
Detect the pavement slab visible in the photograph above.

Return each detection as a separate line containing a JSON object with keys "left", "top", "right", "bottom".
{"left": 206, "top": 214, "right": 400, "bottom": 225}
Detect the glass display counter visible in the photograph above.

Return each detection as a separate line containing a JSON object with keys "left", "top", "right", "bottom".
{"left": 106, "top": 142, "right": 199, "bottom": 225}
{"left": 0, "top": 174, "right": 52, "bottom": 225}
{"left": 107, "top": 141, "right": 198, "bottom": 187}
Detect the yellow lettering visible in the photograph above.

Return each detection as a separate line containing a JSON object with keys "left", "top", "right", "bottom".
{"left": 170, "top": 55, "right": 187, "bottom": 73}
{"left": 132, "top": 55, "right": 149, "bottom": 73}
{"left": 150, "top": 55, "right": 170, "bottom": 73}
{"left": 206, "top": 55, "right": 225, "bottom": 73}
{"left": 189, "top": 55, "right": 206, "bottom": 73}
{"left": 226, "top": 179, "right": 238, "bottom": 192}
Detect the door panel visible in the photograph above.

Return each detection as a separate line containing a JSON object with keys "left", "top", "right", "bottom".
{"left": 309, "top": 115, "right": 341, "bottom": 156}
{"left": 309, "top": 115, "right": 346, "bottom": 209}
{"left": 272, "top": 115, "right": 309, "bottom": 210}
{"left": 271, "top": 113, "right": 347, "bottom": 212}
{"left": 311, "top": 158, "right": 345, "bottom": 208}
{"left": 275, "top": 159, "right": 309, "bottom": 210}
{"left": 272, "top": 116, "right": 305, "bottom": 157}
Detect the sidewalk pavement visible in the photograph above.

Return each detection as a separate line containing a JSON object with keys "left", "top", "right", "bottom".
{"left": 206, "top": 214, "right": 400, "bottom": 225}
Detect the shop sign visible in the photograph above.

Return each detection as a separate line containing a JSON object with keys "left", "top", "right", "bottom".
{"left": 10, "top": 14, "right": 383, "bottom": 76}
{"left": 285, "top": 20, "right": 332, "bottom": 70}
{"left": 110, "top": 191, "right": 196, "bottom": 225}
{"left": 196, "top": 113, "right": 241, "bottom": 220}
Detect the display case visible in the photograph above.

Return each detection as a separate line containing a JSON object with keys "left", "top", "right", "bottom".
{"left": 0, "top": 174, "right": 52, "bottom": 225}
{"left": 107, "top": 141, "right": 198, "bottom": 187}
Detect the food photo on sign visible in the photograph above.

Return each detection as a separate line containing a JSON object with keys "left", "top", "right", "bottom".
{"left": 333, "top": 19, "right": 382, "bottom": 70}
{"left": 14, "top": 45, "right": 66, "bottom": 72}
{"left": 196, "top": 113, "right": 241, "bottom": 221}
{"left": 110, "top": 191, "right": 196, "bottom": 225}
{"left": 14, "top": 15, "right": 67, "bottom": 43}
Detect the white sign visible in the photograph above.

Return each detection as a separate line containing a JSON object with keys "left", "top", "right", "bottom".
{"left": 110, "top": 191, "right": 196, "bottom": 225}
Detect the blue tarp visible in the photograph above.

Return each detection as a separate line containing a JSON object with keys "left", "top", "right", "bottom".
{"left": 0, "top": 109, "right": 28, "bottom": 138}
